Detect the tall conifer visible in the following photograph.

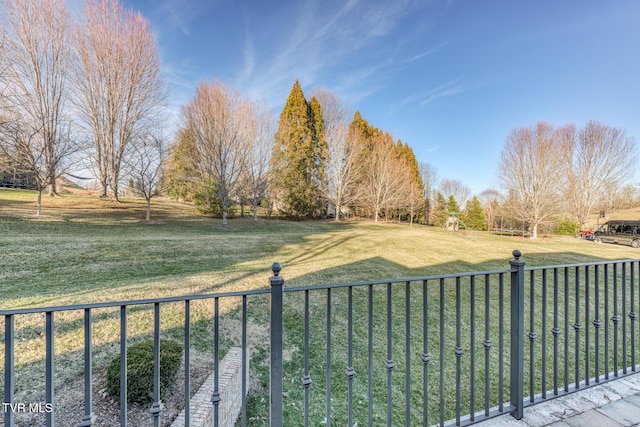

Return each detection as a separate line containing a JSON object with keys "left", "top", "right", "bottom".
{"left": 272, "top": 80, "right": 326, "bottom": 218}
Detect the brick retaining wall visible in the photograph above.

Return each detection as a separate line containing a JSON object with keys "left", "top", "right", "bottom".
{"left": 172, "top": 347, "right": 249, "bottom": 427}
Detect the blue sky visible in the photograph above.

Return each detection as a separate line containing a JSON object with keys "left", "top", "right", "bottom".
{"left": 116, "top": 0, "right": 640, "bottom": 195}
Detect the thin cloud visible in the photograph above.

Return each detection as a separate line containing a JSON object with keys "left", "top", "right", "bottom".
{"left": 410, "top": 41, "right": 447, "bottom": 62}
{"left": 236, "top": 0, "right": 424, "bottom": 106}
{"left": 157, "top": 0, "right": 212, "bottom": 36}
{"left": 242, "top": 19, "right": 255, "bottom": 80}
{"left": 419, "top": 76, "right": 465, "bottom": 106}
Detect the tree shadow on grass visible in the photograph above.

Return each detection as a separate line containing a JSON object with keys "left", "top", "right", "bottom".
{"left": 2, "top": 246, "right": 637, "bottom": 425}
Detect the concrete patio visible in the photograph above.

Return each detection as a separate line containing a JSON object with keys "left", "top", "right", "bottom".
{"left": 475, "top": 372, "right": 640, "bottom": 427}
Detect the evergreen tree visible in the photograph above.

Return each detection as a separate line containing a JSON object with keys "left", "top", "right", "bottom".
{"left": 462, "top": 196, "right": 488, "bottom": 230}
{"left": 271, "top": 80, "right": 326, "bottom": 218}
{"left": 309, "top": 96, "right": 328, "bottom": 202}
{"left": 164, "top": 128, "right": 199, "bottom": 202}
{"left": 432, "top": 191, "right": 449, "bottom": 227}
{"left": 446, "top": 195, "right": 461, "bottom": 215}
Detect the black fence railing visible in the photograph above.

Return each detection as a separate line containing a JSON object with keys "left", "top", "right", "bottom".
{"left": 2, "top": 251, "right": 640, "bottom": 426}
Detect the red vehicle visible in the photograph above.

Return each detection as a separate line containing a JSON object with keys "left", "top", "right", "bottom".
{"left": 576, "top": 230, "right": 594, "bottom": 240}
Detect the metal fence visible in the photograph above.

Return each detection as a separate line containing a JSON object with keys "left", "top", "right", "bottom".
{"left": 2, "top": 250, "right": 640, "bottom": 426}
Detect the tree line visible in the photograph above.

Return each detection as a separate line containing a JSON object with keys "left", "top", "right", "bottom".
{"left": 1, "top": 1, "right": 636, "bottom": 229}
{"left": 164, "top": 80, "right": 427, "bottom": 224}
{"left": 0, "top": 0, "right": 166, "bottom": 216}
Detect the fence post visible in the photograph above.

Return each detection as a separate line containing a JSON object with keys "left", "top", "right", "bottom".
{"left": 509, "top": 250, "right": 525, "bottom": 419}
{"left": 270, "top": 262, "right": 284, "bottom": 426}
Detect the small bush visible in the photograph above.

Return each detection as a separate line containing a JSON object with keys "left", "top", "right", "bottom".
{"left": 556, "top": 218, "right": 581, "bottom": 236}
{"left": 106, "top": 339, "right": 183, "bottom": 404}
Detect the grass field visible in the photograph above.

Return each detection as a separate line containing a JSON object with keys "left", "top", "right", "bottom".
{"left": 2, "top": 188, "right": 640, "bottom": 425}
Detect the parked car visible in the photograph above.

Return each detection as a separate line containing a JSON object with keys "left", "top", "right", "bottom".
{"left": 593, "top": 220, "right": 640, "bottom": 248}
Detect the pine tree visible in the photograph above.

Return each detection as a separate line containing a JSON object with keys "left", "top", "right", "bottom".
{"left": 462, "top": 196, "right": 488, "bottom": 230}
{"left": 271, "top": 80, "right": 326, "bottom": 218}
{"left": 165, "top": 128, "right": 199, "bottom": 202}
{"left": 309, "top": 96, "right": 328, "bottom": 203}
{"left": 432, "top": 191, "right": 449, "bottom": 227}
{"left": 446, "top": 195, "right": 461, "bottom": 215}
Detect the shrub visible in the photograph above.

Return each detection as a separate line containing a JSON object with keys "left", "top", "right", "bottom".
{"left": 193, "top": 178, "right": 237, "bottom": 217}
{"left": 106, "top": 339, "right": 183, "bottom": 404}
{"left": 556, "top": 218, "right": 581, "bottom": 236}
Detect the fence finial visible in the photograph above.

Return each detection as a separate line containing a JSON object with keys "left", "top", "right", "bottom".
{"left": 271, "top": 262, "right": 282, "bottom": 276}
{"left": 512, "top": 249, "right": 522, "bottom": 260}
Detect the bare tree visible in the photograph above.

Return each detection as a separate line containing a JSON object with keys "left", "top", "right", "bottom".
{"left": 2, "top": 0, "right": 75, "bottom": 196}
{"left": 74, "top": 0, "right": 166, "bottom": 200}
{"left": 0, "top": 119, "right": 73, "bottom": 214}
{"left": 562, "top": 120, "right": 636, "bottom": 228}
{"left": 324, "top": 123, "right": 363, "bottom": 220}
{"left": 404, "top": 171, "right": 424, "bottom": 227}
{"left": 419, "top": 161, "right": 439, "bottom": 224}
{"left": 439, "top": 178, "right": 471, "bottom": 207}
{"left": 127, "top": 129, "right": 168, "bottom": 221}
{"left": 358, "top": 135, "right": 409, "bottom": 222}
{"left": 498, "top": 122, "right": 564, "bottom": 239}
{"left": 182, "top": 81, "right": 249, "bottom": 226}
{"left": 478, "top": 188, "right": 503, "bottom": 230}
{"left": 310, "top": 88, "right": 359, "bottom": 220}
{"left": 244, "top": 101, "right": 274, "bottom": 221}
{"left": 310, "top": 88, "right": 350, "bottom": 137}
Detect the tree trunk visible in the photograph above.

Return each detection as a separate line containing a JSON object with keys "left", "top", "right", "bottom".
{"left": 222, "top": 201, "right": 228, "bottom": 226}
{"left": 146, "top": 198, "right": 151, "bottom": 222}
{"left": 252, "top": 198, "right": 258, "bottom": 222}
{"left": 36, "top": 189, "right": 42, "bottom": 216}
{"left": 410, "top": 205, "right": 414, "bottom": 227}
{"left": 112, "top": 178, "right": 121, "bottom": 202}
{"left": 532, "top": 223, "right": 538, "bottom": 240}
{"left": 48, "top": 175, "right": 56, "bottom": 197}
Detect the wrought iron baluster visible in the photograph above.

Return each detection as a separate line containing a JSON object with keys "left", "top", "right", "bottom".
{"left": 564, "top": 267, "right": 569, "bottom": 392}
{"left": 605, "top": 264, "right": 610, "bottom": 380}
{"left": 541, "top": 269, "right": 547, "bottom": 398}
{"left": 594, "top": 265, "right": 601, "bottom": 383}
{"left": 574, "top": 266, "right": 582, "bottom": 389}
{"left": 184, "top": 301, "right": 191, "bottom": 427}
{"left": 422, "top": 279, "right": 430, "bottom": 426}
{"left": 498, "top": 273, "right": 504, "bottom": 411}
{"left": 483, "top": 274, "right": 492, "bottom": 416}
{"left": 622, "top": 262, "right": 628, "bottom": 375}
{"left": 386, "top": 283, "right": 394, "bottom": 427}
{"left": 368, "top": 284, "right": 374, "bottom": 427}
{"left": 212, "top": 297, "right": 220, "bottom": 427}
{"left": 631, "top": 262, "right": 637, "bottom": 371}
{"left": 455, "top": 276, "right": 463, "bottom": 425}
{"left": 346, "top": 286, "right": 355, "bottom": 427}
{"left": 79, "top": 308, "right": 95, "bottom": 427}
{"left": 405, "top": 281, "right": 411, "bottom": 427}
{"left": 614, "top": 263, "right": 620, "bottom": 377}
{"left": 585, "top": 266, "right": 590, "bottom": 386}
{"left": 439, "top": 278, "right": 445, "bottom": 426}
{"left": 46, "top": 311, "right": 54, "bottom": 427}
{"left": 552, "top": 268, "right": 560, "bottom": 395}
{"left": 242, "top": 295, "right": 248, "bottom": 427}
{"left": 120, "top": 306, "right": 127, "bottom": 427}
{"left": 325, "top": 288, "right": 332, "bottom": 426}
{"left": 4, "top": 314, "right": 14, "bottom": 427}
{"left": 151, "top": 304, "right": 161, "bottom": 427}
{"left": 528, "top": 270, "right": 536, "bottom": 402}
{"left": 470, "top": 276, "right": 476, "bottom": 420}
{"left": 302, "top": 290, "right": 311, "bottom": 427}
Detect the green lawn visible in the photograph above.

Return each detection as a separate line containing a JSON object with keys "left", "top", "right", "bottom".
{"left": 2, "top": 188, "right": 639, "bottom": 425}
